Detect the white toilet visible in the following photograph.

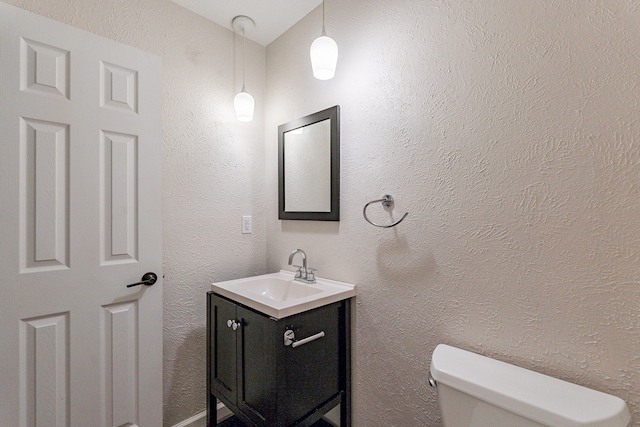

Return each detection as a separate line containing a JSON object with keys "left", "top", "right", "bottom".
{"left": 430, "top": 344, "right": 630, "bottom": 427}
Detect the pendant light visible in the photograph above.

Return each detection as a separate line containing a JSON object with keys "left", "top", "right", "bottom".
{"left": 232, "top": 16, "right": 255, "bottom": 122}
{"left": 310, "top": 0, "right": 338, "bottom": 80}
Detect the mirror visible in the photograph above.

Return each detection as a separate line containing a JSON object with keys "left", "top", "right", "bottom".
{"left": 278, "top": 105, "right": 340, "bottom": 221}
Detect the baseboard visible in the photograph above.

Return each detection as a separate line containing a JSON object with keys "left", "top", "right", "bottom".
{"left": 171, "top": 403, "right": 233, "bottom": 427}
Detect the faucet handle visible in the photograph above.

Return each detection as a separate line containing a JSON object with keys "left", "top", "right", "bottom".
{"left": 306, "top": 268, "right": 317, "bottom": 281}
{"left": 292, "top": 265, "right": 304, "bottom": 278}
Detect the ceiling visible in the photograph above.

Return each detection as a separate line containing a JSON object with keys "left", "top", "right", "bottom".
{"left": 171, "top": 0, "right": 323, "bottom": 46}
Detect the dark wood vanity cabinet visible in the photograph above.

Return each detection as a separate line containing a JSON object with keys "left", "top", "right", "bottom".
{"left": 207, "top": 292, "right": 351, "bottom": 427}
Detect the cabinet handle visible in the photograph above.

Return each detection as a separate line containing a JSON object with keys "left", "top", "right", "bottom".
{"left": 284, "top": 330, "right": 325, "bottom": 348}
{"left": 227, "top": 319, "right": 240, "bottom": 330}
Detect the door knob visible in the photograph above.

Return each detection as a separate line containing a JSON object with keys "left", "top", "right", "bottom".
{"left": 127, "top": 272, "right": 158, "bottom": 288}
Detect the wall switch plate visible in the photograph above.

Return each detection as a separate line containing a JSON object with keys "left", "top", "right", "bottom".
{"left": 242, "top": 216, "right": 252, "bottom": 234}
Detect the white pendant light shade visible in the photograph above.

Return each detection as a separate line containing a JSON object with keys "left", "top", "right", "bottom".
{"left": 310, "top": 35, "right": 338, "bottom": 80}
{"left": 234, "top": 90, "right": 255, "bottom": 122}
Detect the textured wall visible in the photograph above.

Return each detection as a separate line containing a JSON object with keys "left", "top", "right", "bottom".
{"left": 266, "top": 1, "right": 640, "bottom": 425}
{"left": 0, "top": 0, "right": 267, "bottom": 425}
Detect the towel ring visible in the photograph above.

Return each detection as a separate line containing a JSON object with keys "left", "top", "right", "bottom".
{"left": 363, "top": 195, "right": 409, "bottom": 228}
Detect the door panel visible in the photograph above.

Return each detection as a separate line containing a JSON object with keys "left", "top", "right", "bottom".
{"left": 0, "top": 4, "right": 163, "bottom": 426}
{"left": 20, "top": 312, "right": 70, "bottom": 427}
{"left": 21, "top": 117, "right": 70, "bottom": 272}
{"left": 100, "top": 130, "right": 139, "bottom": 264}
{"left": 102, "top": 301, "right": 139, "bottom": 427}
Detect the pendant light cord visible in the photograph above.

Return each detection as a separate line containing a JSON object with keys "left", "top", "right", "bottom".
{"left": 321, "top": 0, "right": 326, "bottom": 35}
{"left": 242, "top": 28, "right": 246, "bottom": 91}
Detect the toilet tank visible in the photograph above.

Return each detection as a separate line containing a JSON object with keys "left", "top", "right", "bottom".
{"left": 430, "top": 344, "right": 630, "bottom": 427}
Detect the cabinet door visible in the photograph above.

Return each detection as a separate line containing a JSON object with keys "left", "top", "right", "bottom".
{"left": 279, "top": 302, "right": 342, "bottom": 426}
{"left": 237, "top": 305, "right": 278, "bottom": 426}
{"left": 211, "top": 294, "right": 238, "bottom": 405}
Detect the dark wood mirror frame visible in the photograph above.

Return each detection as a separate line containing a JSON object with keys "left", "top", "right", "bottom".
{"left": 278, "top": 105, "right": 340, "bottom": 221}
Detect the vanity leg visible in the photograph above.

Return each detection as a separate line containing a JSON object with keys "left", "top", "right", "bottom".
{"left": 206, "top": 292, "right": 216, "bottom": 427}
{"left": 206, "top": 394, "right": 216, "bottom": 427}
{"left": 341, "top": 299, "right": 352, "bottom": 427}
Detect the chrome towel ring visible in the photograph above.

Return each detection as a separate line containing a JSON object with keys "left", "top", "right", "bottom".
{"left": 363, "top": 194, "right": 409, "bottom": 228}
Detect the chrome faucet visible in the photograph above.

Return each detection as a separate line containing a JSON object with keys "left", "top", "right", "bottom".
{"left": 288, "top": 249, "right": 316, "bottom": 283}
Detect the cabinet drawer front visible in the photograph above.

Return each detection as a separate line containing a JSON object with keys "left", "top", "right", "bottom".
{"left": 211, "top": 295, "right": 238, "bottom": 403}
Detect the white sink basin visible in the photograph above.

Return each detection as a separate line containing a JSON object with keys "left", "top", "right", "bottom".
{"left": 212, "top": 270, "right": 356, "bottom": 319}
{"left": 237, "top": 277, "right": 324, "bottom": 301}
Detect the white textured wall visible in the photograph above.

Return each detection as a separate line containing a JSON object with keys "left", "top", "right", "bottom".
{"left": 266, "top": 1, "right": 640, "bottom": 425}
{"left": 1, "top": 1, "right": 266, "bottom": 425}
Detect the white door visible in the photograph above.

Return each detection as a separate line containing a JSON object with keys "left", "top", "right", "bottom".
{"left": 0, "top": 4, "right": 163, "bottom": 426}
